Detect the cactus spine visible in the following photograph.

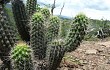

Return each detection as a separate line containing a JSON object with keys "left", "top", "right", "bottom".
{"left": 65, "top": 13, "right": 88, "bottom": 52}
{"left": 11, "top": 43, "right": 34, "bottom": 70}
{"left": 0, "top": 4, "right": 16, "bottom": 70}
{"left": 11, "top": 0, "right": 30, "bottom": 42}
{"left": 30, "top": 13, "right": 46, "bottom": 60}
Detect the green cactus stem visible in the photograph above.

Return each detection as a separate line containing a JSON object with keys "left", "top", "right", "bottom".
{"left": 46, "top": 16, "right": 60, "bottom": 43}
{"left": 65, "top": 13, "right": 88, "bottom": 52}
{"left": 30, "top": 12, "right": 46, "bottom": 60}
{"left": 26, "top": 0, "right": 36, "bottom": 18}
{"left": 11, "top": 0, "right": 30, "bottom": 42}
{"left": 0, "top": 4, "right": 16, "bottom": 70}
{"left": 41, "top": 8, "right": 50, "bottom": 20}
{"left": 46, "top": 39, "right": 65, "bottom": 70}
{"left": 11, "top": 43, "right": 34, "bottom": 70}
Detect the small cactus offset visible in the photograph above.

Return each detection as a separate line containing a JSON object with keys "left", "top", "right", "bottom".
{"left": 65, "top": 13, "right": 88, "bottom": 52}
{"left": 46, "top": 39, "right": 65, "bottom": 70}
{"left": 11, "top": 0, "right": 30, "bottom": 42}
{"left": 26, "top": 0, "right": 36, "bottom": 17}
{"left": 46, "top": 16, "right": 60, "bottom": 43}
{"left": 0, "top": 4, "right": 16, "bottom": 70}
{"left": 30, "top": 12, "right": 46, "bottom": 60}
{"left": 11, "top": 43, "right": 34, "bottom": 70}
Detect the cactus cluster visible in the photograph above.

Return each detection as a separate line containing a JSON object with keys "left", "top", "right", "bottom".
{"left": 11, "top": 43, "right": 34, "bottom": 70}
{"left": 0, "top": 0, "right": 89, "bottom": 70}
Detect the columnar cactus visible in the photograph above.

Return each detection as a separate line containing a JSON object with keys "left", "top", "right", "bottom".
{"left": 0, "top": 4, "right": 16, "bottom": 70}
{"left": 30, "top": 12, "right": 46, "bottom": 60}
{"left": 11, "top": 43, "right": 34, "bottom": 70}
{"left": 26, "top": 0, "right": 36, "bottom": 17}
{"left": 11, "top": 0, "right": 30, "bottom": 42}
{"left": 46, "top": 16, "right": 60, "bottom": 43}
{"left": 46, "top": 39, "right": 65, "bottom": 70}
{"left": 65, "top": 13, "right": 88, "bottom": 52}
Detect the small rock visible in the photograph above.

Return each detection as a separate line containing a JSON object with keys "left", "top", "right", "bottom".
{"left": 97, "top": 48, "right": 104, "bottom": 53}
{"left": 85, "top": 49, "right": 97, "bottom": 55}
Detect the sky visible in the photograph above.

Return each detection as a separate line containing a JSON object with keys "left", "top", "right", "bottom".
{"left": 24, "top": 0, "right": 110, "bottom": 20}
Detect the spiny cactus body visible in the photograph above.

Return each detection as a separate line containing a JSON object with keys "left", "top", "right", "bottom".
{"left": 26, "top": 0, "right": 36, "bottom": 17}
{"left": 47, "top": 16, "right": 60, "bottom": 43}
{"left": 41, "top": 8, "right": 50, "bottom": 19}
{"left": 11, "top": 43, "right": 34, "bottom": 70}
{"left": 65, "top": 13, "right": 88, "bottom": 52}
{"left": 11, "top": 0, "right": 30, "bottom": 42}
{"left": 36, "top": 4, "right": 41, "bottom": 12}
{"left": 30, "top": 12, "right": 46, "bottom": 60}
{"left": 46, "top": 39, "right": 65, "bottom": 70}
{"left": 0, "top": 4, "right": 16, "bottom": 70}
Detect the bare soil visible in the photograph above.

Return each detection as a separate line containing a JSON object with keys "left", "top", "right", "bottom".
{"left": 60, "top": 40, "right": 110, "bottom": 70}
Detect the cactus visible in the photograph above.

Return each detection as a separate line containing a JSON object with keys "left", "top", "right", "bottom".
{"left": 0, "top": 4, "right": 16, "bottom": 70}
{"left": 65, "top": 13, "right": 88, "bottom": 52}
{"left": 11, "top": 0, "right": 30, "bottom": 42}
{"left": 46, "top": 39, "right": 65, "bottom": 70}
{"left": 11, "top": 43, "right": 34, "bottom": 70}
{"left": 0, "top": 0, "right": 89, "bottom": 69}
{"left": 36, "top": 4, "right": 41, "bottom": 12}
{"left": 26, "top": 0, "right": 36, "bottom": 17}
{"left": 41, "top": 8, "right": 50, "bottom": 20}
{"left": 30, "top": 12, "right": 46, "bottom": 60}
{"left": 46, "top": 16, "right": 60, "bottom": 43}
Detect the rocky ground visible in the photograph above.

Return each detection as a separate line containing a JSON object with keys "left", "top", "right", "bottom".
{"left": 59, "top": 41, "right": 110, "bottom": 70}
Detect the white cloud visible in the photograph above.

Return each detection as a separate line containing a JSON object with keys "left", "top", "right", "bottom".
{"left": 30, "top": 0, "right": 110, "bottom": 20}
{"left": 83, "top": 8, "right": 110, "bottom": 20}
